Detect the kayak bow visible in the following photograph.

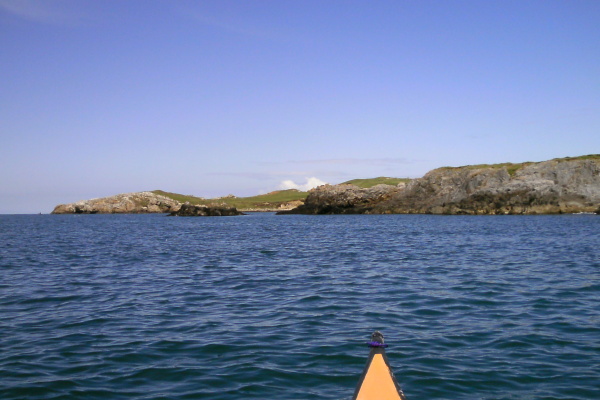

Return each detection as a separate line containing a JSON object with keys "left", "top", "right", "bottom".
{"left": 351, "top": 331, "right": 407, "bottom": 400}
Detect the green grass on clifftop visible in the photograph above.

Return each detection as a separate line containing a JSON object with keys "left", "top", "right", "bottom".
{"left": 556, "top": 154, "right": 600, "bottom": 161}
{"left": 340, "top": 177, "right": 411, "bottom": 188}
{"left": 152, "top": 189, "right": 308, "bottom": 211}
{"left": 438, "top": 154, "right": 600, "bottom": 176}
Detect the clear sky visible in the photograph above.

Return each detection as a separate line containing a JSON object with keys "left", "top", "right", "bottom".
{"left": 1, "top": 0, "right": 599, "bottom": 214}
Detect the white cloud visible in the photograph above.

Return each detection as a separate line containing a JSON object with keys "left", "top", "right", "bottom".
{"left": 278, "top": 177, "right": 327, "bottom": 191}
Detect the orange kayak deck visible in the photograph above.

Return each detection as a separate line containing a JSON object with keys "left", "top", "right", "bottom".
{"left": 352, "top": 332, "right": 407, "bottom": 400}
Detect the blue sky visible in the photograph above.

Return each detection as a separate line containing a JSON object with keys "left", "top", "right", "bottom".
{"left": 1, "top": 0, "right": 599, "bottom": 213}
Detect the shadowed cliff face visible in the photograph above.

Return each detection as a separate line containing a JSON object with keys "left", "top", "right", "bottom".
{"left": 283, "top": 158, "right": 600, "bottom": 215}
{"left": 51, "top": 192, "right": 181, "bottom": 214}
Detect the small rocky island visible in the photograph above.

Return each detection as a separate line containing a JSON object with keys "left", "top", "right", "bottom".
{"left": 51, "top": 192, "right": 244, "bottom": 216}
{"left": 51, "top": 192, "right": 181, "bottom": 214}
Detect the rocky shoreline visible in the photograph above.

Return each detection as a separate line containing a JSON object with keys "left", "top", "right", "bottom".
{"left": 279, "top": 156, "right": 600, "bottom": 215}
{"left": 51, "top": 155, "right": 600, "bottom": 216}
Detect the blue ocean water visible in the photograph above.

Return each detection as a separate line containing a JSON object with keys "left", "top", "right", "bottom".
{"left": 1, "top": 213, "right": 599, "bottom": 400}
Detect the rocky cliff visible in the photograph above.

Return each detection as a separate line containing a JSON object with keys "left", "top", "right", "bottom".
{"left": 277, "top": 184, "right": 403, "bottom": 214}
{"left": 282, "top": 156, "right": 600, "bottom": 215}
{"left": 51, "top": 192, "right": 181, "bottom": 214}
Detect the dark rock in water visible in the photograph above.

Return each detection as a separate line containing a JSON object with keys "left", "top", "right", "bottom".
{"left": 277, "top": 184, "right": 401, "bottom": 215}
{"left": 169, "top": 203, "right": 244, "bottom": 217}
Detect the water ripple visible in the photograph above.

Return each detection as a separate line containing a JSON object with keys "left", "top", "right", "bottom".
{"left": 1, "top": 214, "right": 599, "bottom": 399}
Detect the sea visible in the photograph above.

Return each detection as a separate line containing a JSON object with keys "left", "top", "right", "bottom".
{"left": 0, "top": 213, "right": 599, "bottom": 400}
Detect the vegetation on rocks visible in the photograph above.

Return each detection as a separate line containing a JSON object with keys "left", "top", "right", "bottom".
{"left": 52, "top": 189, "right": 312, "bottom": 214}
{"left": 437, "top": 154, "right": 600, "bottom": 177}
{"left": 340, "top": 177, "right": 411, "bottom": 188}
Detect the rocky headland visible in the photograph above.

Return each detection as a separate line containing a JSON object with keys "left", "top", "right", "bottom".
{"left": 52, "top": 190, "right": 305, "bottom": 214}
{"left": 51, "top": 192, "right": 181, "bottom": 214}
{"left": 280, "top": 156, "right": 600, "bottom": 215}
{"left": 51, "top": 192, "right": 245, "bottom": 216}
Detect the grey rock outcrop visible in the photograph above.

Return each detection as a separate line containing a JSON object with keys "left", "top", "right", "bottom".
{"left": 52, "top": 192, "right": 181, "bottom": 214}
{"left": 282, "top": 156, "right": 600, "bottom": 215}
{"left": 277, "top": 184, "right": 401, "bottom": 214}
{"left": 169, "top": 203, "right": 243, "bottom": 217}
{"left": 376, "top": 158, "right": 600, "bottom": 214}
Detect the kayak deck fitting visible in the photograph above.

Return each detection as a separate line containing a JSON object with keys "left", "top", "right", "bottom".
{"left": 351, "top": 331, "right": 407, "bottom": 400}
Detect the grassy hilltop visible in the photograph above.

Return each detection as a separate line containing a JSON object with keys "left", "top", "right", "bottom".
{"left": 340, "top": 177, "right": 411, "bottom": 188}
{"left": 152, "top": 177, "right": 408, "bottom": 211}
{"left": 152, "top": 189, "right": 307, "bottom": 211}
